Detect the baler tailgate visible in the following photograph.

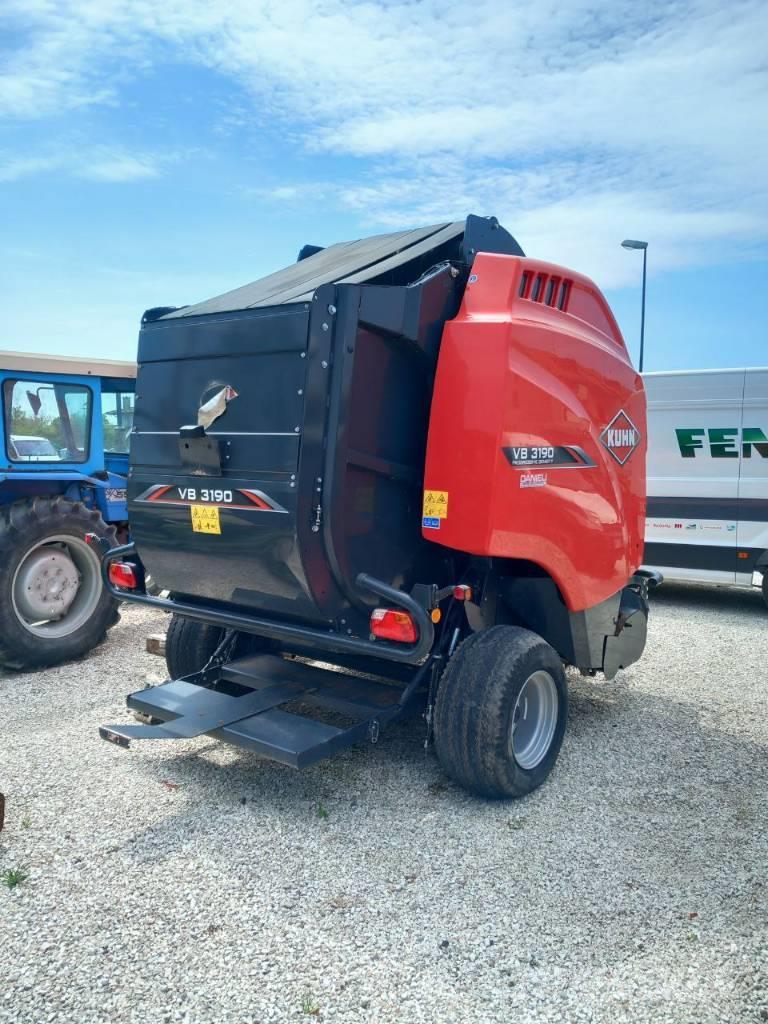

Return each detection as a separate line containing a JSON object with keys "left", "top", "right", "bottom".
{"left": 100, "top": 653, "right": 412, "bottom": 769}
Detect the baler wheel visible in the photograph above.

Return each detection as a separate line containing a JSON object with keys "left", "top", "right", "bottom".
{"left": 432, "top": 625, "right": 568, "bottom": 799}
{"left": 164, "top": 615, "right": 269, "bottom": 679}
{"left": 165, "top": 615, "right": 228, "bottom": 679}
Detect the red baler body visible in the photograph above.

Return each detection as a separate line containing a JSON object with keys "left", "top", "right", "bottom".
{"left": 423, "top": 253, "right": 646, "bottom": 612}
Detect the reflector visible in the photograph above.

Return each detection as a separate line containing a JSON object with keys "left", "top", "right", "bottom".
{"left": 109, "top": 562, "right": 139, "bottom": 590}
{"left": 370, "top": 608, "right": 418, "bottom": 644}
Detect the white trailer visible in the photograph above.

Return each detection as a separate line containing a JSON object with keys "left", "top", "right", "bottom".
{"left": 642, "top": 367, "right": 768, "bottom": 607}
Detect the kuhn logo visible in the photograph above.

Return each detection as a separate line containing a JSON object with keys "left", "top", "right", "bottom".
{"left": 600, "top": 410, "right": 640, "bottom": 465}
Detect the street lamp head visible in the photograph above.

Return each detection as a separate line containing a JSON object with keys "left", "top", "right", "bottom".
{"left": 621, "top": 239, "right": 648, "bottom": 250}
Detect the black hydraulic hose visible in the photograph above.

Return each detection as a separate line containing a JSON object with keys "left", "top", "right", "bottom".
{"left": 394, "top": 592, "right": 463, "bottom": 711}
{"left": 101, "top": 544, "right": 435, "bottom": 666}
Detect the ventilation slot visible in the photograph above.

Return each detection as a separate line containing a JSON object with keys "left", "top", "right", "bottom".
{"left": 520, "top": 271, "right": 572, "bottom": 310}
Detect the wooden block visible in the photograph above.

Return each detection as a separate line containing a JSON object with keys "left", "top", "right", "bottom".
{"left": 146, "top": 633, "right": 166, "bottom": 656}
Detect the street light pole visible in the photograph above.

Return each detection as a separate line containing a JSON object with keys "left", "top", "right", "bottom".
{"left": 639, "top": 244, "right": 647, "bottom": 373}
{"left": 621, "top": 239, "right": 649, "bottom": 372}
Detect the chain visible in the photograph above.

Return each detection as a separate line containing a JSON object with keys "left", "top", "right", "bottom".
{"left": 200, "top": 628, "right": 238, "bottom": 680}
{"left": 423, "top": 659, "right": 440, "bottom": 750}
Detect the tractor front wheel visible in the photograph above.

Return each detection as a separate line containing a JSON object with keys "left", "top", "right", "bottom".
{"left": 433, "top": 625, "right": 568, "bottom": 799}
{"left": 0, "top": 497, "right": 119, "bottom": 670}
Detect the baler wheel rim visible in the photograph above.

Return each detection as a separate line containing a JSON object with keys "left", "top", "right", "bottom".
{"left": 509, "top": 669, "right": 559, "bottom": 770}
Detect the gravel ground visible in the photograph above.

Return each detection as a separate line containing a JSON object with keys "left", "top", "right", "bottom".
{"left": 1, "top": 585, "right": 766, "bottom": 1024}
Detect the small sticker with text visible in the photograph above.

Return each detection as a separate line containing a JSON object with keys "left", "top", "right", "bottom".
{"left": 520, "top": 472, "right": 547, "bottom": 489}
{"left": 422, "top": 490, "right": 449, "bottom": 519}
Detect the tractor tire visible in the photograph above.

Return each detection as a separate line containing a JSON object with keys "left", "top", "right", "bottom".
{"left": 164, "top": 615, "right": 227, "bottom": 679}
{"left": 0, "top": 497, "right": 119, "bottom": 670}
{"left": 433, "top": 625, "right": 568, "bottom": 799}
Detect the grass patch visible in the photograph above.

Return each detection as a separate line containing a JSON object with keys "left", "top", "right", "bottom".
{"left": 2, "top": 867, "right": 29, "bottom": 889}
{"left": 301, "top": 991, "right": 320, "bottom": 1016}
{"left": 316, "top": 803, "right": 329, "bottom": 820}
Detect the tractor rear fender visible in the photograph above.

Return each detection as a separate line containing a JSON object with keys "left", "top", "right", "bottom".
{"left": 0, "top": 478, "right": 84, "bottom": 506}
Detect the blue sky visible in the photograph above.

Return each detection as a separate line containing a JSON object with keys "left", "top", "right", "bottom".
{"left": 1, "top": 0, "right": 766, "bottom": 372}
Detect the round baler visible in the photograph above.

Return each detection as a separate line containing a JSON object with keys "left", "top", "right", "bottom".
{"left": 100, "top": 215, "right": 654, "bottom": 799}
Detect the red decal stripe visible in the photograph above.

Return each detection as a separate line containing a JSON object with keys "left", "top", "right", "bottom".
{"left": 240, "top": 490, "right": 273, "bottom": 510}
{"left": 148, "top": 485, "right": 173, "bottom": 501}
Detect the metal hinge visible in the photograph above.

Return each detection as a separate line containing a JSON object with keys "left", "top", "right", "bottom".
{"left": 311, "top": 504, "right": 323, "bottom": 533}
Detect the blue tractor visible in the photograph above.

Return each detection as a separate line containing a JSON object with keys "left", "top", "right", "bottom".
{"left": 0, "top": 352, "right": 136, "bottom": 669}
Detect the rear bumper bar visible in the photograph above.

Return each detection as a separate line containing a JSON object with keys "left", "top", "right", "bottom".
{"left": 100, "top": 542, "right": 434, "bottom": 665}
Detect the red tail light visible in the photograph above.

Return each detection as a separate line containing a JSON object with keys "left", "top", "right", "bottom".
{"left": 109, "top": 562, "right": 139, "bottom": 590}
{"left": 370, "top": 608, "right": 418, "bottom": 644}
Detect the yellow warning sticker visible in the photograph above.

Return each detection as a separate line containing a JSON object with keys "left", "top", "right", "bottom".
{"left": 190, "top": 504, "right": 221, "bottom": 534}
{"left": 423, "top": 490, "right": 449, "bottom": 519}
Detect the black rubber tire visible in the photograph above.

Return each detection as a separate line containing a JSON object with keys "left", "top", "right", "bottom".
{"left": 164, "top": 615, "right": 226, "bottom": 679}
{"left": 762, "top": 571, "right": 768, "bottom": 611}
{"left": 433, "top": 625, "right": 568, "bottom": 799}
{"left": 164, "top": 616, "right": 272, "bottom": 678}
{"left": 0, "top": 497, "right": 119, "bottom": 670}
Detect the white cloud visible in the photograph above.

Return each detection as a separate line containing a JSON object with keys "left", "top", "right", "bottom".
{"left": 79, "top": 150, "right": 161, "bottom": 182}
{"left": 1, "top": 0, "right": 767, "bottom": 284}
{"left": 0, "top": 144, "right": 169, "bottom": 183}
{"left": 0, "top": 154, "right": 61, "bottom": 181}
{"left": 242, "top": 182, "right": 332, "bottom": 203}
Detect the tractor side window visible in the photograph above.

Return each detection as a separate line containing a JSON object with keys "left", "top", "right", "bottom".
{"left": 3, "top": 379, "right": 92, "bottom": 464}
{"left": 101, "top": 390, "right": 135, "bottom": 453}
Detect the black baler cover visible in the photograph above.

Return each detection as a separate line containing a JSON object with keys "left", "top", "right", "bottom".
{"left": 131, "top": 216, "right": 523, "bottom": 640}
{"left": 156, "top": 216, "right": 523, "bottom": 319}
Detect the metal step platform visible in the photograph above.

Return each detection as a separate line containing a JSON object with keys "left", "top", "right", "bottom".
{"left": 100, "top": 654, "right": 421, "bottom": 769}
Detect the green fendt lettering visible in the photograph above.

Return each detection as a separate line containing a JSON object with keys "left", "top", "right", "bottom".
{"left": 676, "top": 427, "right": 768, "bottom": 458}
{"left": 675, "top": 428, "right": 706, "bottom": 458}
{"left": 708, "top": 427, "right": 739, "bottom": 458}
{"left": 742, "top": 427, "right": 768, "bottom": 458}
